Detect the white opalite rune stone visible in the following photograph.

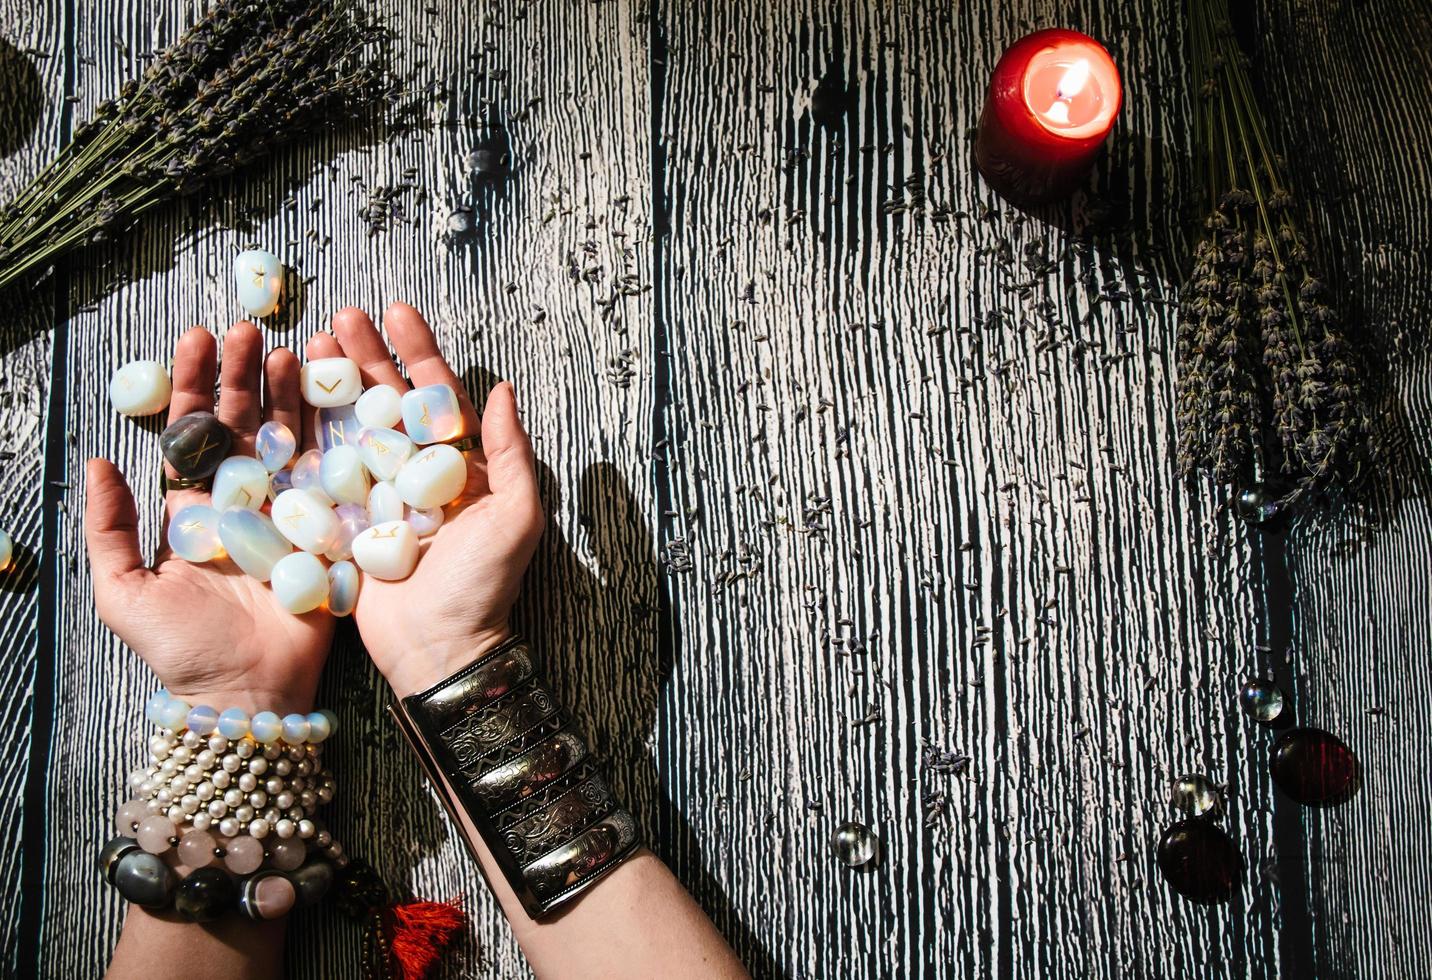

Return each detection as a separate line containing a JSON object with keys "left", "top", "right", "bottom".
{"left": 211, "top": 457, "right": 270, "bottom": 511}
{"left": 270, "top": 489, "right": 341, "bottom": 555}
{"left": 356, "top": 427, "right": 413, "bottom": 482}
{"left": 394, "top": 444, "right": 467, "bottom": 510}
{"left": 350, "top": 520, "right": 419, "bottom": 581}
{"left": 318, "top": 445, "right": 370, "bottom": 507}
{"left": 217, "top": 510, "right": 292, "bottom": 582}
{"left": 400, "top": 384, "right": 463, "bottom": 445}
{"left": 109, "top": 360, "right": 173, "bottom": 417}
{"left": 299, "top": 358, "right": 362, "bottom": 408}
{"left": 366, "top": 482, "right": 404, "bottom": 524}
{"left": 255, "top": 420, "right": 296, "bottom": 472}
{"left": 406, "top": 505, "right": 445, "bottom": 537}
{"left": 168, "top": 504, "right": 224, "bottom": 562}
{"left": 291, "top": 450, "right": 333, "bottom": 506}
{"left": 326, "top": 504, "right": 370, "bottom": 562}
{"left": 354, "top": 385, "right": 403, "bottom": 430}
{"left": 327, "top": 560, "right": 360, "bottom": 617}
{"left": 270, "top": 552, "right": 329, "bottom": 614}
{"left": 315, "top": 405, "right": 360, "bottom": 453}
{"left": 234, "top": 250, "right": 283, "bottom": 318}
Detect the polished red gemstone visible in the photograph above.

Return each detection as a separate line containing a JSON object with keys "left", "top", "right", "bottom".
{"left": 1156, "top": 819, "right": 1239, "bottom": 904}
{"left": 1270, "top": 727, "right": 1360, "bottom": 806}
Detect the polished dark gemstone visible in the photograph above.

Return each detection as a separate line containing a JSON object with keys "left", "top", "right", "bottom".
{"left": 1170, "top": 775, "right": 1223, "bottom": 817}
{"left": 174, "top": 866, "right": 237, "bottom": 922}
{"left": 1270, "top": 727, "right": 1360, "bottom": 806}
{"left": 1156, "top": 819, "right": 1239, "bottom": 904}
{"left": 98, "top": 836, "right": 140, "bottom": 885}
{"left": 1239, "top": 677, "right": 1286, "bottom": 724}
{"left": 810, "top": 67, "right": 856, "bottom": 130}
{"left": 112, "top": 850, "right": 176, "bottom": 908}
{"left": 291, "top": 858, "right": 335, "bottom": 907}
{"left": 160, "top": 411, "right": 232, "bottom": 480}
{"left": 1234, "top": 485, "right": 1280, "bottom": 524}
{"left": 468, "top": 126, "right": 510, "bottom": 178}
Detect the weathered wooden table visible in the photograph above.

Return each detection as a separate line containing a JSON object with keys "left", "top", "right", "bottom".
{"left": 2, "top": 0, "right": 1429, "bottom": 976}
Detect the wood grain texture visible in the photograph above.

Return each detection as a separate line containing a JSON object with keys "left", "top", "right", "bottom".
{"left": 5, "top": 0, "right": 1429, "bottom": 977}
{"left": 0, "top": 4, "right": 62, "bottom": 974}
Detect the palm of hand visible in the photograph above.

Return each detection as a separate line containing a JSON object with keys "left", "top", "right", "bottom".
{"left": 117, "top": 554, "right": 333, "bottom": 708}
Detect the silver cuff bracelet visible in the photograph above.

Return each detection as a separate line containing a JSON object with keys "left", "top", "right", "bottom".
{"left": 389, "top": 637, "right": 640, "bottom": 918}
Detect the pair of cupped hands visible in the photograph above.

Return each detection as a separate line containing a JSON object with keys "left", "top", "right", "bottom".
{"left": 85, "top": 303, "right": 545, "bottom": 716}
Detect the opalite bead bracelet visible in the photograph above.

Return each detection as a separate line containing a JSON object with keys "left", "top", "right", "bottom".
{"left": 144, "top": 689, "right": 336, "bottom": 745}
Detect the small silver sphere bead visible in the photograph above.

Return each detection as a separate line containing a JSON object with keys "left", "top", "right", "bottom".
{"left": 238, "top": 773, "right": 258, "bottom": 793}
{"left": 235, "top": 805, "right": 255, "bottom": 823}
{"left": 191, "top": 812, "right": 213, "bottom": 832}
{"left": 195, "top": 782, "right": 215, "bottom": 802}
{"left": 274, "top": 819, "right": 296, "bottom": 839}
{"left": 235, "top": 740, "right": 255, "bottom": 759}
{"left": 180, "top": 795, "right": 200, "bottom": 814}
{"left": 207, "top": 735, "right": 229, "bottom": 754}
{"left": 182, "top": 730, "right": 203, "bottom": 749}
{"left": 207, "top": 800, "right": 228, "bottom": 818}
{"left": 248, "top": 819, "right": 269, "bottom": 839}
{"left": 274, "top": 791, "right": 294, "bottom": 810}
{"left": 172, "top": 745, "right": 193, "bottom": 764}
{"left": 249, "top": 757, "right": 269, "bottom": 775}
{"left": 273, "top": 759, "right": 293, "bottom": 777}
{"left": 221, "top": 754, "right": 242, "bottom": 773}
{"left": 297, "top": 819, "right": 315, "bottom": 839}
{"left": 219, "top": 817, "right": 240, "bottom": 837}
{"left": 223, "top": 788, "right": 244, "bottom": 807}
{"left": 211, "top": 770, "right": 231, "bottom": 789}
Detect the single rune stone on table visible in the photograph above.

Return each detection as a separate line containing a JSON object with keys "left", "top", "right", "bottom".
{"left": 161, "top": 412, "right": 232, "bottom": 481}
{"left": 109, "top": 360, "right": 172, "bottom": 417}
{"left": 1156, "top": 819, "right": 1239, "bottom": 904}
{"left": 830, "top": 821, "right": 879, "bottom": 868}
{"left": 233, "top": 249, "right": 283, "bottom": 318}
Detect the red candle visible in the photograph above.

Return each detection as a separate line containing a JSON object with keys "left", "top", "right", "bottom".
{"left": 975, "top": 29, "right": 1122, "bottom": 207}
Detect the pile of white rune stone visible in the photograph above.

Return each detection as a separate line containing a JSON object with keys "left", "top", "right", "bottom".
{"left": 104, "top": 250, "right": 470, "bottom": 615}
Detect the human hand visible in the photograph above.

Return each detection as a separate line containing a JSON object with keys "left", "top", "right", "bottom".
{"left": 313, "top": 303, "right": 544, "bottom": 697}
{"left": 84, "top": 323, "right": 335, "bottom": 716}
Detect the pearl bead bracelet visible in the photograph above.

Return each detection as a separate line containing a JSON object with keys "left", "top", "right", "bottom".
{"left": 144, "top": 689, "right": 336, "bottom": 745}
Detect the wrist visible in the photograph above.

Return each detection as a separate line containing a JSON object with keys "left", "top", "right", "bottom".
{"left": 159, "top": 686, "right": 316, "bottom": 719}
{"left": 378, "top": 625, "right": 513, "bottom": 699}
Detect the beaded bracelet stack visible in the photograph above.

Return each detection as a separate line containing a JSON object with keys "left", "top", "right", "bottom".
{"left": 99, "top": 690, "right": 346, "bottom": 922}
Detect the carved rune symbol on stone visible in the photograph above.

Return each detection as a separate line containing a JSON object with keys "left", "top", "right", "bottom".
{"left": 371, "top": 440, "right": 389, "bottom": 454}
{"left": 418, "top": 403, "right": 432, "bottom": 426}
{"left": 328, "top": 421, "right": 345, "bottom": 443}
{"left": 185, "top": 433, "right": 215, "bottom": 465}
{"left": 285, "top": 511, "right": 306, "bottom": 526}
{"left": 371, "top": 527, "right": 399, "bottom": 539}
{"left": 316, "top": 378, "right": 341, "bottom": 394}
{"left": 251, "top": 266, "right": 265, "bottom": 286}
{"left": 179, "top": 521, "right": 203, "bottom": 532}
{"left": 237, "top": 488, "right": 253, "bottom": 507}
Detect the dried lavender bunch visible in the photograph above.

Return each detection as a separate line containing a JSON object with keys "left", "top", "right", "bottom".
{"left": 0, "top": 0, "right": 390, "bottom": 293}
{"left": 1176, "top": 0, "right": 1372, "bottom": 507}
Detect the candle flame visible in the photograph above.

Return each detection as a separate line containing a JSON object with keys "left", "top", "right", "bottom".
{"left": 1057, "top": 59, "right": 1091, "bottom": 100}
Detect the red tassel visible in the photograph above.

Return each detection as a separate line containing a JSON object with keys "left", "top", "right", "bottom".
{"left": 381, "top": 899, "right": 467, "bottom": 980}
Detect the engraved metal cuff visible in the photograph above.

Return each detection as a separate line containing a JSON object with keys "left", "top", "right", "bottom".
{"left": 390, "top": 637, "right": 640, "bottom": 918}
